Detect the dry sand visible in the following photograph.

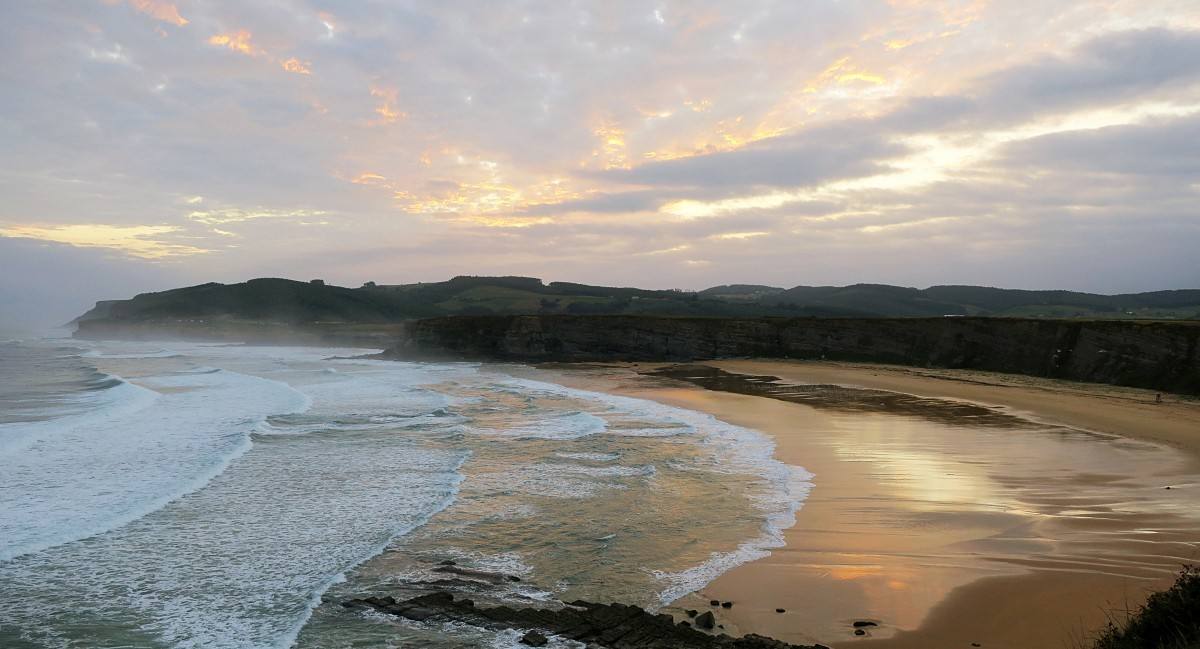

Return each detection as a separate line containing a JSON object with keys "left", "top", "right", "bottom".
{"left": 527, "top": 360, "right": 1200, "bottom": 649}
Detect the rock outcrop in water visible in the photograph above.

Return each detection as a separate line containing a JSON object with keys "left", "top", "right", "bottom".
{"left": 345, "top": 591, "right": 822, "bottom": 649}
{"left": 381, "top": 315, "right": 1200, "bottom": 395}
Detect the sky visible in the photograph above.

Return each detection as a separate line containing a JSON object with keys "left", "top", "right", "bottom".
{"left": 2, "top": 1, "right": 1200, "bottom": 329}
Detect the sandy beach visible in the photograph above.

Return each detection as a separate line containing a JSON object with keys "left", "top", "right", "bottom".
{"left": 526, "top": 360, "right": 1200, "bottom": 649}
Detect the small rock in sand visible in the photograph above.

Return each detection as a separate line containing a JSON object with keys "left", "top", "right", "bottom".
{"left": 853, "top": 621, "right": 878, "bottom": 628}
{"left": 721, "top": 601, "right": 733, "bottom": 609}
{"left": 686, "top": 609, "right": 698, "bottom": 618}
{"left": 709, "top": 599, "right": 720, "bottom": 606}
{"left": 695, "top": 611, "right": 716, "bottom": 630}
{"left": 854, "top": 629, "right": 866, "bottom": 636}
{"left": 776, "top": 608, "right": 786, "bottom": 613}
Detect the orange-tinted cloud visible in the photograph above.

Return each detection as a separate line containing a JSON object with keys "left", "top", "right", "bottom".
{"left": 107, "top": 0, "right": 188, "bottom": 26}
{"left": 280, "top": 57, "right": 311, "bottom": 75}
{"left": 591, "top": 121, "right": 629, "bottom": 169}
{"left": 208, "top": 30, "right": 259, "bottom": 57}
{"left": 0, "top": 224, "right": 208, "bottom": 259}
{"left": 351, "top": 172, "right": 388, "bottom": 185}
{"left": 370, "top": 86, "right": 406, "bottom": 123}
{"left": 806, "top": 57, "right": 888, "bottom": 91}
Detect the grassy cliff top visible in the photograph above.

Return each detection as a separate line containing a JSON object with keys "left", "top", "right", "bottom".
{"left": 75, "top": 276, "right": 1200, "bottom": 324}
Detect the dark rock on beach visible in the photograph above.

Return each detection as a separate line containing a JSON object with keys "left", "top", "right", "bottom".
{"left": 346, "top": 591, "right": 821, "bottom": 648}
{"left": 521, "top": 630, "right": 549, "bottom": 646}
{"left": 432, "top": 564, "right": 519, "bottom": 584}
{"left": 695, "top": 611, "right": 716, "bottom": 630}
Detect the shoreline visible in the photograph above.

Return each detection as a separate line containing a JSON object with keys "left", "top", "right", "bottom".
{"left": 523, "top": 359, "right": 1200, "bottom": 649}
{"left": 712, "top": 360, "right": 1200, "bottom": 464}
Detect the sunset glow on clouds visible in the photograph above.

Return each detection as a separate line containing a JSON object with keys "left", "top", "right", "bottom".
{"left": 2, "top": 1, "right": 1199, "bottom": 324}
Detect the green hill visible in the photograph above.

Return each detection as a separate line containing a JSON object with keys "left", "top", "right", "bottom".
{"left": 75, "top": 276, "right": 1200, "bottom": 325}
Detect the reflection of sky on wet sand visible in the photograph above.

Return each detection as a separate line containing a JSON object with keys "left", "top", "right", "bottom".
{"left": 628, "top": 379, "right": 1200, "bottom": 647}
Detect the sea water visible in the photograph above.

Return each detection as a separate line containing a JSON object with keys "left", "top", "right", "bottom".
{"left": 0, "top": 338, "right": 812, "bottom": 648}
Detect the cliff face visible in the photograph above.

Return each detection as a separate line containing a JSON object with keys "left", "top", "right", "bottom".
{"left": 386, "top": 315, "right": 1200, "bottom": 395}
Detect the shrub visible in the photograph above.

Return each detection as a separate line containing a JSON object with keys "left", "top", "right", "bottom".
{"left": 1093, "top": 566, "right": 1200, "bottom": 649}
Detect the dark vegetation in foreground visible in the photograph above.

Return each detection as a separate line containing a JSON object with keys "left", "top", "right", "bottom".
{"left": 1092, "top": 566, "right": 1200, "bottom": 649}
{"left": 75, "top": 276, "right": 1200, "bottom": 323}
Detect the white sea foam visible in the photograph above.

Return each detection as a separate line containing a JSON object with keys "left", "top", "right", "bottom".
{"left": 0, "top": 368, "right": 311, "bottom": 562}
{"left": 1, "top": 343, "right": 813, "bottom": 646}
{"left": 83, "top": 349, "right": 185, "bottom": 359}
{"left": 550, "top": 462, "right": 657, "bottom": 478}
{"left": 472, "top": 409, "right": 609, "bottom": 440}
{"left": 0, "top": 373, "right": 159, "bottom": 457}
{"left": 485, "top": 375, "right": 815, "bottom": 605}
{"left": 475, "top": 466, "right": 630, "bottom": 499}
{"left": 554, "top": 451, "right": 621, "bottom": 462}
{"left": 0, "top": 345, "right": 473, "bottom": 649}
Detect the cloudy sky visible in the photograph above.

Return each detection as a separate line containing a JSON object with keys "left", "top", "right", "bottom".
{"left": 2, "top": 1, "right": 1199, "bottom": 328}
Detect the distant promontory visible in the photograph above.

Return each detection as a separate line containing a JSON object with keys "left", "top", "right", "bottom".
{"left": 72, "top": 277, "right": 1200, "bottom": 395}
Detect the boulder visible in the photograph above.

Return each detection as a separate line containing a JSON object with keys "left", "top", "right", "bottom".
{"left": 346, "top": 590, "right": 822, "bottom": 648}
{"left": 520, "top": 630, "right": 549, "bottom": 647}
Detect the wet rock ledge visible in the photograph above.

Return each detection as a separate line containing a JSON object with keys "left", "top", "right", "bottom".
{"left": 346, "top": 591, "right": 823, "bottom": 649}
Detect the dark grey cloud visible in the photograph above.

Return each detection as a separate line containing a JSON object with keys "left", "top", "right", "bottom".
{"left": 822, "top": 28, "right": 1200, "bottom": 140}
{"left": 522, "top": 190, "right": 669, "bottom": 215}
{"left": 591, "top": 122, "right": 908, "bottom": 189}
{"left": 1000, "top": 112, "right": 1200, "bottom": 177}
{"left": 558, "top": 27, "right": 1200, "bottom": 203}
{"left": 974, "top": 28, "right": 1200, "bottom": 122}
{"left": 874, "top": 95, "right": 978, "bottom": 133}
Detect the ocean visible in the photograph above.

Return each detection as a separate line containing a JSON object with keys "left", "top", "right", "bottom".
{"left": 0, "top": 337, "right": 812, "bottom": 648}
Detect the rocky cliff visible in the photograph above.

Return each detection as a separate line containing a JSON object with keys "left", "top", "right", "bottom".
{"left": 383, "top": 315, "right": 1200, "bottom": 395}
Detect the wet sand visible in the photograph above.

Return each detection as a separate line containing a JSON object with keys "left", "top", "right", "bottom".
{"left": 524, "top": 360, "right": 1200, "bottom": 649}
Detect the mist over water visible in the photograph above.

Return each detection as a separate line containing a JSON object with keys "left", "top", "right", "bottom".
{"left": 0, "top": 340, "right": 810, "bottom": 648}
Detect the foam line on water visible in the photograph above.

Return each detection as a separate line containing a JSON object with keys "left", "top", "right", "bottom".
{"left": 0, "top": 368, "right": 313, "bottom": 563}
{"left": 0, "top": 373, "right": 159, "bottom": 457}
{"left": 490, "top": 374, "right": 814, "bottom": 605}
{"left": 275, "top": 453, "right": 470, "bottom": 649}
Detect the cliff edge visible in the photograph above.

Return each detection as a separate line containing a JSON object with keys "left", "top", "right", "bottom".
{"left": 383, "top": 315, "right": 1200, "bottom": 395}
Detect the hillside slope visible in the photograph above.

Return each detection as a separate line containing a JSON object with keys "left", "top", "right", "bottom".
{"left": 74, "top": 276, "right": 1200, "bottom": 326}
